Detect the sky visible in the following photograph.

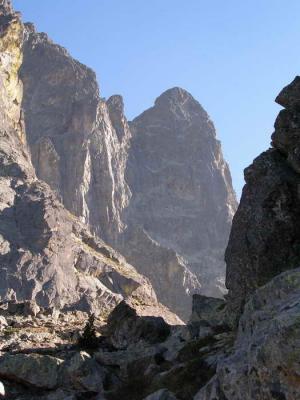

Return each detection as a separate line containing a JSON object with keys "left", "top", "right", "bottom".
{"left": 13, "top": 0, "right": 300, "bottom": 198}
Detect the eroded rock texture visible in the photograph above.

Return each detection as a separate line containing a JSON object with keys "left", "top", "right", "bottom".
{"left": 196, "top": 269, "right": 300, "bottom": 400}
{"left": 226, "top": 76, "right": 300, "bottom": 325}
{"left": 20, "top": 29, "right": 237, "bottom": 319}
{"left": 119, "top": 88, "right": 237, "bottom": 318}
{"left": 20, "top": 23, "right": 131, "bottom": 244}
{"left": 0, "top": 2, "right": 158, "bottom": 319}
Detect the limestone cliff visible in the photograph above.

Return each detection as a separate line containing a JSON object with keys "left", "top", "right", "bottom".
{"left": 20, "top": 23, "right": 237, "bottom": 318}
{"left": 117, "top": 88, "right": 237, "bottom": 318}
{"left": 0, "top": 1, "right": 160, "bottom": 318}
{"left": 20, "top": 24, "right": 131, "bottom": 244}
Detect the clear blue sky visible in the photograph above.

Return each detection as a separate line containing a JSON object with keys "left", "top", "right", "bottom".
{"left": 14, "top": 0, "right": 300, "bottom": 198}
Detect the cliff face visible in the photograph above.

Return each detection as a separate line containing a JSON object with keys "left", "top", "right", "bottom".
{"left": 20, "top": 25, "right": 237, "bottom": 318}
{"left": 118, "top": 88, "right": 237, "bottom": 318}
{"left": 0, "top": 2, "right": 159, "bottom": 318}
{"left": 225, "top": 76, "right": 300, "bottom": 325}
{"left": 20, "top": 24, "right": 131, "bottom": 244}
{"left": 193, "top": 77, "right": 300, "bottom": 400}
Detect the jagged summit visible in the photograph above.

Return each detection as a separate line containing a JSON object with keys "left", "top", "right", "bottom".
{"left": 107, "top": 94, "right": 125, "bottom": 113}
{"left": 153, "top": 86, "right": 207, "bottom": 116}
{"left": 16, "top": 9, "right": 237, "bottom": 320}
{"left": 154, "top": 87, "right": 192, "bottom": 104}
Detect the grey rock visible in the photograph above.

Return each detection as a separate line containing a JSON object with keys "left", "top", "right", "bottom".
{"left": 106, "top": 298, "right": 183, "bottom": 349}
{"left": 144, "top": 389, "right": 178, "bottom": 400}
{"left": 21, "top": 24, "right": 131, "bottom": 245}
{"left": 0, "top": 3, "right": 157, "bottom": 319}
{"left": 117, "top": 88, "right": 237, "bottom": 319}
{"left": 226, "top": 76, "right": 300, "bottom": 326}
{"left": 195, "top": 269, "right": 300, "bottom": 400}
{"left": 188, "top": 295, "right": 227, "bottom": 338}
{"left": 20, "top": 22, "right": 237, "bottom": 319}
{"left": 0, "top": 353, "right": 63, "bottom": 389}
{"left": 60, "top": 351, "right": 104, "bottom": 393}
{"left": 7, "top": 301, "right": 40, "bottom": 317}
{"left": 0, "top": 0, "right": 13, "bottom": 15}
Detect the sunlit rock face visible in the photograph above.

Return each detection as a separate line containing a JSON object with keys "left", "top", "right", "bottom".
{"left": 226, "top": 76, "right": 300, "bottom": 326}
{"left": 20, "top": 24, "right": 131, "bottom": 244}
{"left": 19, "top": 21, "right": 237, "bottom": 319}
{"left": 117, "top": 88, "right": 237, "bottom": 318}
{"left": 0, "top": 4, "right": 158, "bottom": 317}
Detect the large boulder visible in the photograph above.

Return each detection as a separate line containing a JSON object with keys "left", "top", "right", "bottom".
{"left": 188, "top": 295, "right": 227, "bottom": 338}
{"left": 60, "top": 351, "right": 105, "bottom": 393}
{"left": 106, "top": 299, "right": 183, "bottom": 349}
{"left": 195, "top": 268, "right": 300, "bottom": 400}
{"left": 0, "top": 353, "right": 63, "bottom": 389}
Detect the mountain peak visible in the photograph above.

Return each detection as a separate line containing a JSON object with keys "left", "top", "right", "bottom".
{"left": 154, "top": 87, "right": 193, "bottom": 107}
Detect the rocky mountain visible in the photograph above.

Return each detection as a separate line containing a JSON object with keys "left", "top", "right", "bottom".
{"left": 20, "top": 23, "right": 131, "bottom": 245}
{"left": 19, "top": 21, "right": 237, "bottom": 319}
{"left": 1, "top": 1, "right": 300, "bottom": 399}
{"left": 0, "top": 0, "right": 180, "bottom": 324}
{"left": 117, "top": 88, "right": 237, "bottom": 318}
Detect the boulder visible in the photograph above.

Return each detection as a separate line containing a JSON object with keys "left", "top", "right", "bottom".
{"left": 0, "top": 353, "right": 63, "bottom": 389}
{"left": 105, "top": 299, "right": 182, "bottom": 349}
{"left": 195, "top": 268, "right": 300, "bottom": 400}
{"left": 60, "top": 351, "right": 105, "bottom": 393}
{"left": 188, "top": 295, "right": 227, "bottom": 338}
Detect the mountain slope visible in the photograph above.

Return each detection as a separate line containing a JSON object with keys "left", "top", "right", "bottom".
{"left": 117, "top": 88, "right": 237, "bottom": 317}
{"left": 20, "top": 25, "right": 237, "bottom": 318}
{"left": 0, "top": 0, "right": 163, "bottom": 319}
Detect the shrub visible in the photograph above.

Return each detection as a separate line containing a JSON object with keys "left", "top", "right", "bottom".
{"left": 78, "top": 314, "right": 99, "bottom": 350}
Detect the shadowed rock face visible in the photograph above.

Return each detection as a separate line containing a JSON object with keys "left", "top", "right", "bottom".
{"left": 19, "top": 16, "right": 237, "bottom": 319}
{"left": 226, "top": 76, "right": 300, "bottom": 326}
{"left": 196, "top": 269, "right": 300, "bottom": 400}
{"left": 0, "top": 5, "right": 159, "bottom": 317}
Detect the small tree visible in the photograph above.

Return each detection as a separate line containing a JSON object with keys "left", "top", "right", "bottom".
{"left": 78, "top": 314, "right": 99, "bottom": 350}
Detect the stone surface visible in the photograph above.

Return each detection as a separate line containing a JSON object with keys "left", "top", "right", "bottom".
{"left": 116, "top": 88, "right": 237, "bottom": 319}
{"left": 0, "top": 316, "right": 7, "bottom": 329}
{"left": 195, "top": 269, "right": 300, "bottom": 400}
{"left": 19, "top": 21, "right": 237, "bottom": 319}
{"left": 226, "top": 76, "right": 300, "bottom": 325}
{"left": 61, "top": 351, "right": 105, "bottom": 392}
{"left": 20, "top": 24, "right": 131, "bottom": 245}
{"left": 143, "top": 389, "right": 178, "bottom": 400}
{"left": 0, "top": 0, "right": 158, "bottom": 320}
{"left": 0, "top": 353, "right": 63, "bottom": 389}
{"left": 188, "top": 295, "right": 227, "bottom": 338}
{"left": 105, "top": 298, "right": 183, "bottom": 349}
